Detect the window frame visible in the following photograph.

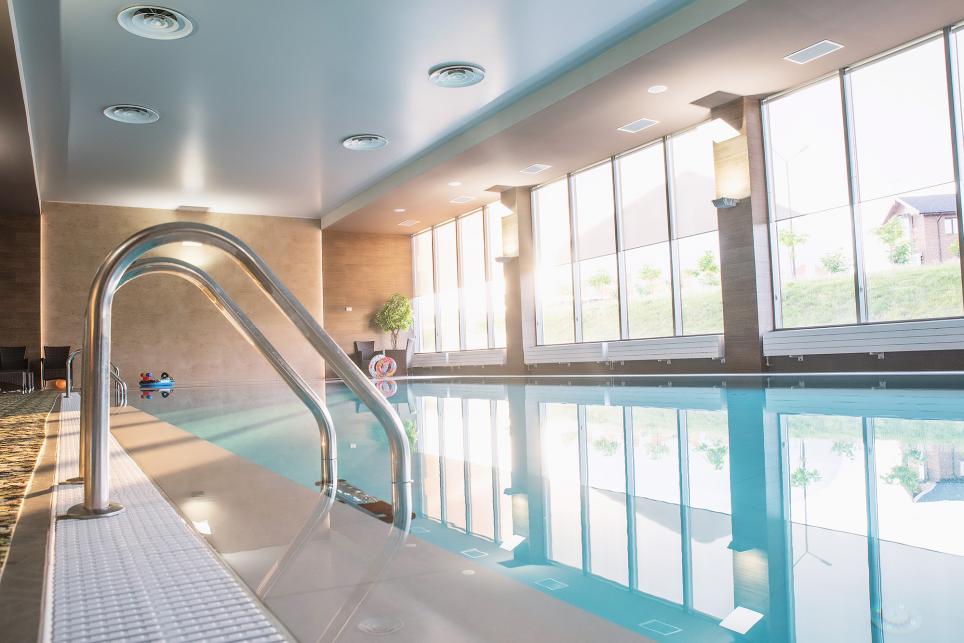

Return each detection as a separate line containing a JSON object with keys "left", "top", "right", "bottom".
{"left": 531, "top": 124, "right": 724, "bottom": 347}
{"left": 411, "top": 205, "right": 509, "bottom": 354}
{"left": 763, "top": 28, "right": 964, "bottom": 330}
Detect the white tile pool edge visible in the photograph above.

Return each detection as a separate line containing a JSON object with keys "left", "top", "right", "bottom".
{"left": 44, "top": 395, "right": 290, "bottom": 643}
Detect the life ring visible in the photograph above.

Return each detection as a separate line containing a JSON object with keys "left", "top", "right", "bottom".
{"left": 368, "top": 354, "right": 397, "bottom": 378}
{"left": 376, "top": 378, "right": 398, "bottom": 397}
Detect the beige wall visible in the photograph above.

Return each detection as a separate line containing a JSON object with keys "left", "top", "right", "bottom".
{"left": 321, "top": 230, "right": 412, "bottom": 363}
{"left": 42, "top": 202, "right": 324, "bottom": 386}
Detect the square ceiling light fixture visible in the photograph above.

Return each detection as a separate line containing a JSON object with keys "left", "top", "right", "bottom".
{"left": 618, "top": 117, "right": 659, "bottom": 134}
{"left": 520, "top": 163, "right": 552, "bottom": 175}
{"left": 450, "top": 195, "right": 475, "bottom": 204}
{"left": 784, "top": 40, "right": 844, "bottom": 64}
{"left": 397, "top": 219, "right": 420, "bottom": 227}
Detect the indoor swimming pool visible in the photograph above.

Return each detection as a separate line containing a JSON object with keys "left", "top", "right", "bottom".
{"left": 131, "top": 376, "right": 964, "bottom": 642}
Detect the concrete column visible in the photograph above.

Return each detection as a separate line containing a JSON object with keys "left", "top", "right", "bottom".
{"left": 498, "top": 187, "right": 535, "bottom": 375}
{"left": 713, "top": 98, "right": 774, "bottom": 372}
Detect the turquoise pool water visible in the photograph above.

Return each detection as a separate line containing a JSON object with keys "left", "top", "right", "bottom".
{"left": 135, "top": 375, "right": 964, "bottom": 642}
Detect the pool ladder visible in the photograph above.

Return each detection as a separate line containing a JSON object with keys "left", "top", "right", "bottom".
{"left": 67, "top": 221, "right": 413, "bottom": 534}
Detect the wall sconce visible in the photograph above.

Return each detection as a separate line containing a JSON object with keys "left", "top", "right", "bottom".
{"left": 712, "top": 197, "right": 739, "bottom": 209}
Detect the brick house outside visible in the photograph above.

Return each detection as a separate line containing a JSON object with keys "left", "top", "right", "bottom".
{"left": 883, "top": 194, "right": 960, "bottom": 265}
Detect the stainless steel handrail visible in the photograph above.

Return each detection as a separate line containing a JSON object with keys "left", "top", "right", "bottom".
{"left": 73, "top": 221, "right": 411, "bottom": 527}
{"left": 119, "top": 257, "right": 336, "bottom": 487}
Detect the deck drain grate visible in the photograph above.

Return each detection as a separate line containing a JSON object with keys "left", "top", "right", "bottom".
{"left": 534, "top": 578, "right": 568, "bottom": 591}
{"left": 639, "top": 619, "right": 682, "bottom": 636}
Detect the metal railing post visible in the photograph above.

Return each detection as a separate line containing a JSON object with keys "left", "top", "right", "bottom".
{"left": 71, "top": 222, "right": 409, "bottom": 525}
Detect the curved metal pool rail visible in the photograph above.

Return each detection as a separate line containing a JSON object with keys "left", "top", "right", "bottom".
{"left": 119, "top": 256, "right": 336, "bottom": 487}
{"left": 65, "top": 349, "right": 126, "bottom": 402}
{"left": 73, "top": 221, "right": 412, "bottom": 527}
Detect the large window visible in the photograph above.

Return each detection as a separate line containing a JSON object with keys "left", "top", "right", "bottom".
{"left": 764, "top": 31, "right": 964, "bottom": 328}
{"left": 413, "top": 205, "right": 509, "bottom": 353}
{"left": 532, "top": 126, "right": 724, "bottom": 346}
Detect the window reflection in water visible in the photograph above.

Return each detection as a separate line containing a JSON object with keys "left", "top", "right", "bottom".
{"left": 401, "top": 384, "right": 964, "bottom": 641}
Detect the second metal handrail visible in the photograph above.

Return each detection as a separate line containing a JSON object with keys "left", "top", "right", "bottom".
{"left": 118, "top": 257, "right": 336, "bottom": 487}
{"left": 65, "top": 349, "right": 127, "bottom": 406}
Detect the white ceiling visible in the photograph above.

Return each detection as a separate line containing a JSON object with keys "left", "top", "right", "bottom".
{"left": 11, "top": 0, "right": 696, "bottom": 218}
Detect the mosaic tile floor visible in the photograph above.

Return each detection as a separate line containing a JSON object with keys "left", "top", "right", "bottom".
{"left": 0, "top": 390, "right": 58, "bottom": 572}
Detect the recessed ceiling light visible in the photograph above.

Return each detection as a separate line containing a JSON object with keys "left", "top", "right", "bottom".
{"left": 450, "top": 195, "right": 474, "bottom": 204}
{"left": 117, "top": 6, "right": 194, "bottom": 40}
{"left": 429, "top": 63, "right": 486, "bottom": 88}
{"left": 398, "top": 219, "right": 420, "bottom": 227}
{"left": 520, "top": 163, "right": 551, "bottom": 175}
{"left": 618, "top": 117, "right": 659, "bottom": 134}
{"left": 447, "top": 181, "right": 462, "bottom": 187}
{"left": 648, "top": 85, "right": 668, "bottom": 94}
{"left": 784, "top": 40, "right": 844, "bottom": 64}
{"left": 393, "top": 208, "right": 406, "bottom": 213}
{"left": 103, "top": 104, "right": 160, "bottom": 124}
{"left": 342, "top": 134, "right": 388, "bottom": 151}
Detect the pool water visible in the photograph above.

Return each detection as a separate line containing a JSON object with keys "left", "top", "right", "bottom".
{"left": 135, "top": 375, "right": 964, "bottom": 642}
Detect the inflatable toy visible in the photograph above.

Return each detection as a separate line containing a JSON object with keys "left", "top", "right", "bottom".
{"left": 375, "top": 378, "right": 398, "bottom": 397}
{"left": 368, "top": 354, "right": 397, "bottom": 378}
{"left": 139, "top": 371, "right": 176, "bottom": 390}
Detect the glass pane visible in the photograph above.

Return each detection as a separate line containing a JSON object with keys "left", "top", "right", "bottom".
{"left": 434, "top": 222, "right": 461, "bottom": 351}
{"left": 618, "top": 142, "right": 669, "bottom": 249}
{"left": 495, "top": 400, "right": 514, "bottom": 544}
{"left": 776, "top": 210, "right": 858, "bottom": 327}
{"left": 849, "top": 39, "right": 962, "bottom": 321}
{"left": 442, "top": 397, "right": 465, "bottom": 531}
{"left": 573, "top": 162, "right": 616, "bottom": 260}
{"left": 586, "top": 405, "right": 627, "bottom": 585}
{"left": 578, "top": 255, "right": 620, "bottom": 342}
{"left": 632, "top": 407, "right": 683, "bottom": 603}
{"left": 539, "top": 264, "right": 575, "bottom": 344}
{"left": 543, "top": 403, "right": 582, "bottom": 569}
{"left": 466, "top": 399, "right": 494, "bottom": 539}
{"left": 624, "top": 243, "right": 674, "bottom": 338}
{"left": 413, "top": 231, "right": 436, "bottom": 352}
{"left": 690, "top": 509, "right": 734, "bottom": 619}
{"left": 687, "top": 409, "right": 730, "bottom": 513}
{"left": 419, "top": 396, "right": 441, "bottom": 521}
{"left": 765, "top": 77, "right": 850, "bottom": 220}
{"left": 486, "top": 205, "right": 508, "bottom": 348}
{"left": 670, "top": 124, "right": 718, "bottom": 238}
{"left": 534, "top": 180, "right": 572, "bottom": 266}
{"left": 458, "top": 212, "right": 488, "bottom": 350}
{"left": 677, "top": 232, "right": 724, "bottom": 335}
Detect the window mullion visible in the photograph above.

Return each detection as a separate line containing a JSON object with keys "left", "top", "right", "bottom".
{"left": 532, "top": 193, "right": 546, "bottom": 345}
{"left": 943, "top": 27, "right": 964, "bottom": 311}
{"left": 569, "top": 174, "right": 584, "bottom": 343}
{"left": 411, "top": 236, "right": 421, "bottom": 352}
{"left": 664, "top": 139, "right": 684, "bottom": 335}
{"left": 840, "top": 69, "right": 870, "bottom": 323}
{"left": 613, "top": 158, "right": 630, "bottom": 340}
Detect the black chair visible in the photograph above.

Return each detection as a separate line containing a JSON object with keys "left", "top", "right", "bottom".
{"left": 0, "top": 346, "right": 32, "bottom": 393}
{"left": 404, "top": 338, "right": 415, "bottom": 375}
{"left": 41, "top": 345, "right": 71, "bottom": 387}
{"left": 353, "top": 340, "right": 375, "bottom": 369}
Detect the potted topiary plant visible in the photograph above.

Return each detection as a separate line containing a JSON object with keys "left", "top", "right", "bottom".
{"left": 373, "top": 293, "right": 413, "bottom": 350}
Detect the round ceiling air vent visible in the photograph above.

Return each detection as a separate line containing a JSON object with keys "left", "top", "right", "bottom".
{"left": 342, "top": 134, "right": 388, "bottom": 151}
{"left": 428, "top": 63, "right": 486, "bottom": 88}
{"left": 117, "top": 6, "right": 194, "bottom": 40}
{"left": 103, "top": 104, "right": 160, "bottom": 124}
